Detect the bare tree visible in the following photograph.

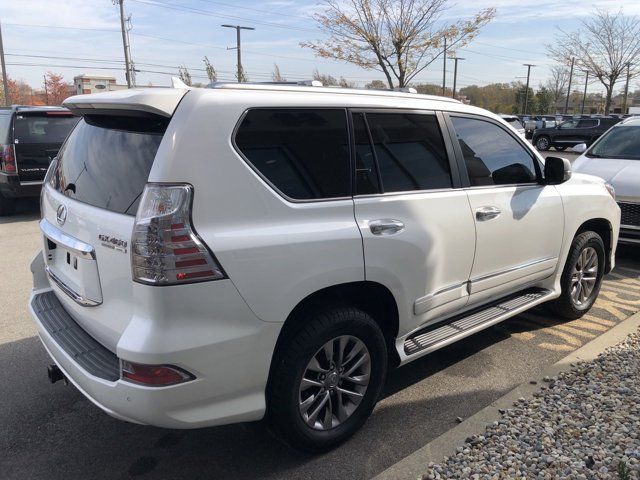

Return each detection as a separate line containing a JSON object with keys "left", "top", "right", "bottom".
{"left": 301, "top": 0, "right": 494, "bottom": 89}
{"left": 313, "top": 68, "right": 339, "bottom": 86}
{"left": 547, "top": 9, "right": 640, "bottom": 113}
{"left": 365, "top": 79, "right": 387, "bottom": 89}
{"left": 236, "top": 65, "right": 248, "bottom": 83}
{"left": 272, "top": 63, "right": 287, "bottom": 82}
{"left": 203, "top": 56, "right": 217, "bottom": 83}
{"left": 178, "top": 65, "right": 192, "bottom": 86}
{"left": 545, "top": 65, "right": 568, "bottom": 108}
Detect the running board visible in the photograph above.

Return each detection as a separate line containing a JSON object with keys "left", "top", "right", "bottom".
{"left": 404, "top": 288, "right": 554, "bottom": 357}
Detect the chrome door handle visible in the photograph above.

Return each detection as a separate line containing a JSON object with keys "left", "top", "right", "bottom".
{"left": 368, "top": 219, "right": 405, "bottom": 236}
{"left": 475, "top": 206, "right": 501, "bottom": 221}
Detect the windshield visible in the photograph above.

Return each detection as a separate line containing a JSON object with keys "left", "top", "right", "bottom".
{"left": 504, "top": 118, "right": 522, "bottom": 127}
{"left": 587, "top": 126, "right": 640, "bottom": 160}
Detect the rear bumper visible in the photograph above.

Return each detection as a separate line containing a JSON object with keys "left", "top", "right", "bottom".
{"left": 0, "top": 172, "right": 42, "bottom": 198}
{"left": 29, "top": 252, "right": 282, "bottom": 429}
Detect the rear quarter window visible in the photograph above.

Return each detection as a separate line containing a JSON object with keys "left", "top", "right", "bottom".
{"left": 234, "top": 108, "right": 351, "bottom": 200}
{"left": 52, "top": 115, "right": 168, "bottom": 215}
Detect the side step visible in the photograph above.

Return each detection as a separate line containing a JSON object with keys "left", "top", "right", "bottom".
{"left": 404, "top": 287, "right": 554, "bottom": 356}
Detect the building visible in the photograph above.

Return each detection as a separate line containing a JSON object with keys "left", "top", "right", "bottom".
{"left": 73, "top": 74, "right": 128, "bottom": 95}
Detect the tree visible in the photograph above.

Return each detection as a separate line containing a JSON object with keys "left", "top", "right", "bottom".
{"left": 178, "top": 65, "right": 192, "bottom": 86}
{"left": 413, "top": 82, "right": 451, "bottom": 96}
{"left": 313, "top": 68, "right": 339, "bottom": 86}
{"left": 547, "top": 9, "right": 640, "bottom": 114}
{"left": 0, "top": 77, "right": 34, "bottom": 105}
{"left": 535, "top": 86, "right": 554, "bottom": 114}
{"left": 545, "top": 65, "right": 569, "bottom": 110}
{"left": 338, "top": 76, "right": 355, "bottom": 88}
{"left": 272, "top": 63, "right": 286, "bottom": 82}
{"left": 365, "top": 79, "right": 387, "bottom": 89}
{"left": 302, "top": 0, "right": 494, "bottom": 89}
{"left": 43, "top": 72, "right": 72, "bottom": 106}
{"left": 236, "top": 66, "right": 248, "bottom": 83}
{"left": 203, "top": 56, "right": 217, "bottom": 83}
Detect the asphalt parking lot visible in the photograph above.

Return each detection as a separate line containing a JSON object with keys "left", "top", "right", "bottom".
{"left": 2, "top": 196, "right": 638, "bottom": 480}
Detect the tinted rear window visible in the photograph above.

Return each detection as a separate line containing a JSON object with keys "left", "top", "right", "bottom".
{"left": 14, "top": 113, "right": 79, "bottom": 144}
{"left": 235, "top": 109, "right": 351, "bottom": 200}
{"left": 52, "top": 115, "right": 167, "bottom": 215}
{"left": 0, "top": 113, "right": 11, "bottom": 142}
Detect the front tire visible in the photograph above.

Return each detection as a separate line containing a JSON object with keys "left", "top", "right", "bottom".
{"left": 267, "top": 306, "right": 387, "bottom": 452}
{"left": 549, "top": 231, "right": 605, "bottom": 320}
{"left": 535, "top": 136, "right": 551, "bottom": 151}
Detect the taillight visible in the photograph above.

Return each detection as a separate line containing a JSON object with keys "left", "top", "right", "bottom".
{"left": 121, "top": 360, "right": 194, "bottom": 387}
{"left": 0, "top": 145, "right": 16, "bottom": 173}
{"left": 131, "top": 183, "right": 226, "bottom": 285}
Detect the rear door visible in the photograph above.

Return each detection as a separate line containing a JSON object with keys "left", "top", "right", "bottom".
{"left": 13, "top": 111, "right": 78, "bottom": 182}
{"left": 576, "top": 119, "right": 599, "bottom": 144}
{"left": 351, "top": 110, "right": 476, "bottom": 336}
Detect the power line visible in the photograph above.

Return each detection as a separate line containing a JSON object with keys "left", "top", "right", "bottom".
{"left": 195, "top": 0, "right": 309, "bottom": 21}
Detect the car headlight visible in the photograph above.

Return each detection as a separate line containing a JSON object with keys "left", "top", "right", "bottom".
{"left": 605, "top": 182, "right": 615, "bottom": 200}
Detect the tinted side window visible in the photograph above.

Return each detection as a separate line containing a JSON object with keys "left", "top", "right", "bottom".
{"left": 235, "top": 109, "right": 350, "bottom": 200}
{"left": 451, "top": 116, "right": 537, "bottom": 186}
{"left": 578, "top": 119, "right": 598, "bottom": 128}
{"left": 365, "top": 113, "right": 452, "bottom": 192}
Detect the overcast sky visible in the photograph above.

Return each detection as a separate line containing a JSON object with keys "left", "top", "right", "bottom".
{"left": 1, "top": 0, "right": 638, "bottom": 94}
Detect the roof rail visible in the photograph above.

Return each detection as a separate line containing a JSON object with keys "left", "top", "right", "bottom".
{"left": 208, "top": 80, "right": 323, "bottom": 88}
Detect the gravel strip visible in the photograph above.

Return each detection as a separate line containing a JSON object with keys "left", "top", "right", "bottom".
{"left": 423, "top": 329, "right": 640, "bottom": 480}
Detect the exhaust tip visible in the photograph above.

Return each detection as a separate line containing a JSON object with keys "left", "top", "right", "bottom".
{"left": 47, "top": 364, "right": 65, "bottom": 384}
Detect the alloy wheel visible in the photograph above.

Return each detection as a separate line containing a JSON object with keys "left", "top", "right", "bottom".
{"left": 536, "top": 137, "right": 550, "bottom": 150}
{"left": 570, "top": 246, "right": 599, "bottom": 306}
{"left": 298, "top": 335, "right": 371, "bottom": 430}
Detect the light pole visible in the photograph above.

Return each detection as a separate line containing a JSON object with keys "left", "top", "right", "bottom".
{"left": 222, "top": 24, "right": 255, "bottom": 83}
{"left": 623, "top": 62, "right": 631, "bottom": 114}
{"left": 564, "top": 57, "right": 574, "bottom": 114}
{"left": 0, "top": 20, "right": 9, "bottom": 105}
{"left": 114, "top": 0, "right": 132, "bottom": 88}
{"left": 523, "top": 64, "right": 535, "bottom": 115}
{"left": 452, "top": 57, "right": 464, "bottom": 99}
{"left": 581, "top": 70, "right": 589, "bottom": 115}
{"left": 441, "top": 38, "right": 447, "bottom": 95}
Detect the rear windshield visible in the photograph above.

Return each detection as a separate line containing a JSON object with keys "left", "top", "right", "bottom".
{"left": 14, "top": 112, "right": 79, "bottom": 144}
{"left": 0, "top": 113, "right": 11, "bottom": 142}
{"left": 52, "top": 115, "right": 168, "bottom": 215}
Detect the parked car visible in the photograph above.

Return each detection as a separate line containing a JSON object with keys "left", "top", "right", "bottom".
{"left": 499, "top": 114, "right": 526, "bottom": 138}
{"left": 572, "top": 117, "right": 640, "bottom": 245}
{"left": 532, "top": 117, "right": 621, "bottom": 152}
{"left": 0, "top": 106, "right": 79, "bottom": 215}
{"left": 524, "top": 116, "right": 557, "bottom": 139}
{"left": 29, "top": 84, "right": 619, "bottom": 452}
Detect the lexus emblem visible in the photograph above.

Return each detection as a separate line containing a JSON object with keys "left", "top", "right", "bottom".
{"left": 56, "top": 204, "right": 67, "bottom": 226}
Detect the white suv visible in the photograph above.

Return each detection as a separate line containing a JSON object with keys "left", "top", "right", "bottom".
{"left": 29, "top": 83, "right": 620, "bottom": 451}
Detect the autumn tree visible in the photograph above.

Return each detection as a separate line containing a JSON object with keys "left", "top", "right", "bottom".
{"left": 365, "top": 79, "right": 387, "bottom": 89}
{"left": 43, "top": 72, "right": 72, "bottom": 105}
{"left": 272, "top": 64, "right": 286, "bottom": 82}
{"left": 302, "top": 0, "right": 495, "bottom": 89}
{"left": 413, "top": 82, "right": 451, "bottom": 96}
{"left": 0, "top": 77, "right": 35, "bottom": 105}
{"left": 547, "top": 9, "right": 640, "bottom": 114}
{"left": 313, "top": 69, "right": 339, "bottom": 86}
{"left": 178, "top": 65, "right": 192, "bottom": 86}
{"left": 203, "top": 56, "right": 217, "bottom": 83}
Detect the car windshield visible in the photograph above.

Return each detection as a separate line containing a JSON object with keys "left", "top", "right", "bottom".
{"left": 587, "top": 126, "right": 640, "bottom": 160}
{"left": 504, "top": 118, "right": 521, "bottom": 127}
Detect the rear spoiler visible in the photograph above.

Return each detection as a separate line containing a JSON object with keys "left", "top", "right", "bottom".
{"left": 63, "top": 87, "right": 189, "bottom": 118}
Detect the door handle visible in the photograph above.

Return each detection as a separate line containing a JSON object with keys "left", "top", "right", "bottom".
{"left": 475, "top": 206, "right": 501, "bottom": 221}
{"left": 368, "top": 219, "right": 405, "bottom": 236}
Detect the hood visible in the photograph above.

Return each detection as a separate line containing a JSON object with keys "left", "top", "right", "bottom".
{"left": 572, "top": 156, "right": 640, "bottom": 199}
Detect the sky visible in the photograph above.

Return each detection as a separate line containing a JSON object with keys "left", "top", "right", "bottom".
{"left": 0, "top": 0, "right": 638, "bottom": 95}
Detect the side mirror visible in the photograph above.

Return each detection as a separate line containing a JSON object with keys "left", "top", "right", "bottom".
{"left": 544, "top": 156, "right": 572, "bottom": 185}
{"left": 572, "top": 143, "right": 587, "bottom": 153}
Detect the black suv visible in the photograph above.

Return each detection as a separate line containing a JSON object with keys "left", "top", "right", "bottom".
{"left": 0, "top": 106, "right": 79, "bottom": 215}
{"left": 532, "top": 117, "right": 620, "bottom": 151}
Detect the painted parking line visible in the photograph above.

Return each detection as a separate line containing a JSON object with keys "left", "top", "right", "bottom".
{"left": 496, "top": 269, "right": 640, "bottom": 352}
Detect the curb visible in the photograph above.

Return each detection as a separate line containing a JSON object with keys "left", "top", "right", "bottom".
{"left": 373, "top": 310, "right": 640, "bottom": 480}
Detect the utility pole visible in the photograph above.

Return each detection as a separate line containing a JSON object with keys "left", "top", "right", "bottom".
{"left": 222, "top": 24, "right": 255, "bottom": 83}
{"left": 114, "top": 0, "right": 132, "bottom": 88}
{"left": 0, "top": 20, "right": 10, "bottom": 106}
{"left": 43, "top": 74, "right": 49, "bottom": 105}
{"left": 581, "top": 70, "right": 589, "bottom": 115}
{"left": 523, "top": 64, "right": 535, "bottom": 115}
{"left": 622, "top": 62, "right": 631, "bottom": 114}
{"left": 564, "top": 57, "right": 574, "bottom": 115}
{"left": 441, "top": 38, "right": 447, "bottom": 95}
{"left": 452, "top": 57, "right": 464, "bottom": 99}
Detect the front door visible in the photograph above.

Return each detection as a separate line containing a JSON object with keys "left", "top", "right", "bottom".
{"left": 448, "top": 114, "right": 564, "bottom": 305}
{"left": 351, "top": 111, "right": 476, "bottom": 337}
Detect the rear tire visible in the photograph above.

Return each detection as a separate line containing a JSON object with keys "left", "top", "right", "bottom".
{"left": 548, "top": 231, "right": 605, "bottom": 320}
{"left": 535, "top": 136, "right": 551, "bottom": 151}
{"left": 0, "top": 192, "right": 15, "bottom": 216}
{"left": 267, "top": 306, "right": 387, "bottom": 452}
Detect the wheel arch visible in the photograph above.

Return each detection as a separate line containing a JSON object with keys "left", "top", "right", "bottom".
{"left": 575, "top": 218, "right": 613, "bottom": 273}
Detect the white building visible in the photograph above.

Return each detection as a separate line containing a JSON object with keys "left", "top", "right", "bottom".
{"left": 73, "top": 74, "right": 128, "bottom": 95}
